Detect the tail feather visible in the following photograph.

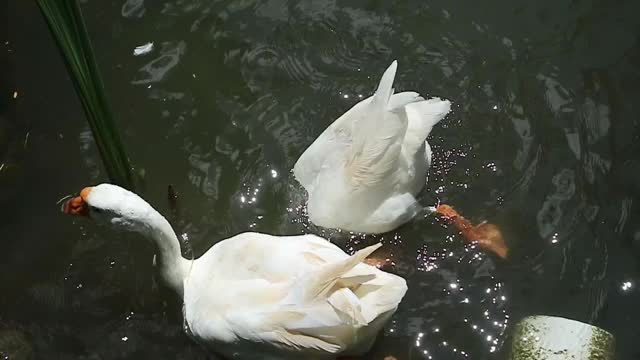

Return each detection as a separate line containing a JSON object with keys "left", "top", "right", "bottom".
{"left": 388, "top": 91, "right": 423, "bottom": 110}
{"left": 328, "top": 288, "right": 367, "bottom": 325}
{"left": 403, "top": 97, "right": 451, "bottom": 156}
{"left": 299, "top": 243, "right": 382, "bottom": 301}
{"left": 371, "top": 60, "right": 397, "bottom": 110}
{"left": 347, "top": 61, "right": 408, "bottom": 190}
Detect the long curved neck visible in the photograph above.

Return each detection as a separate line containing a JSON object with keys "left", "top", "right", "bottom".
{"left": 141, "top": 209, "right": 190, "bottom": 297}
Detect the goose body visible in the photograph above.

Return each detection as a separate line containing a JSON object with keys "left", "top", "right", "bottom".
{"left": 63, "top": 184, "right": 407, "bottom": 359}
{"left": 185, "top": 233, "right": 406, "bottom": 359}
{"left": 294, "top": 61, "right": 451, "bottom": 233}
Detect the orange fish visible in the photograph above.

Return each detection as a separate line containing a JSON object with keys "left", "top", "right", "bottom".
{"left": 436, "top": 204, "right": 508, "bottom": 259}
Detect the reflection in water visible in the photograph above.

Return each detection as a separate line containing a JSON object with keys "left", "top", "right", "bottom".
{"left": 132, "top": 41, "right": 187, "bottom": 85}
{"left": 0, "top": 325, "right": 32, "bottom": 360}
{"left": 78, "top": 127, "right": 102, "bottom": 181}
{"left": 187, "top": 152, "right": 220, "bottom": 198}
{"left": 536, "top": 168, "right": 575, "bottom": 238}
{"left": 121, "top": 0, "right": 145, "bottom": 18}
{"left": 3, "top": 0, "right": 640, "bottom": 359}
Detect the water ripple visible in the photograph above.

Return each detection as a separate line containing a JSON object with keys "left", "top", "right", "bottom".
{"left": 131, "top": 41, "right": 187, "bottom": 85}
{"left": 121, "top": 0, "right": 145, "bottom": 18}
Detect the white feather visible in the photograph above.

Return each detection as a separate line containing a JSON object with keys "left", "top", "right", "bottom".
{"left": 293, "top": 61, "right": 452, "bottom": 233}
{"left": 402, "top": 97, "right": 451, "bottom": 157}
{"left": 75, "top": 184, "right": 408, "bottom": 360}
{"left": 346, "top": 61, "right": 407, "bottom": 190}
{"left": 185, "top": 235, "right": 407, "bottom": 359}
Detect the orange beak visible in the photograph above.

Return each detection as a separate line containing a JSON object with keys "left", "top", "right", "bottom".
{"left": 62, "top": 187, "right": 94, "bottom": 216}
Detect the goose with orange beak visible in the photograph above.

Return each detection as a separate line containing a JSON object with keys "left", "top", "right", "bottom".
{"left": 62, "top": 187, "right": 93, "bottom": 216}
{"left": 62, "top": 183, "right": 408, "bottom": 360}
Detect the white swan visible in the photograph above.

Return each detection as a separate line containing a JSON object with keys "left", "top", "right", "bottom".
{"left": 294, "top": 61, "right": 451, "bottom": 234}
{"left": 63, "top": 184, "right": 407, "bottom": 359}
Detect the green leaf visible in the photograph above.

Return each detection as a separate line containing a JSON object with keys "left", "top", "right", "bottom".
{"left": 36, "top": 0, "right": 134, "bottom": 189}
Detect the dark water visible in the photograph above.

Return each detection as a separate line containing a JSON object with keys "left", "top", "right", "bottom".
{"left": 2, "top": 0, "right": 640, "bottom": 359}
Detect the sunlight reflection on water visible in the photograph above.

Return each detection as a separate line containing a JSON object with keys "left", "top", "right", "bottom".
{"left": 3, "top": 0, "right": 640, "bottom": 358}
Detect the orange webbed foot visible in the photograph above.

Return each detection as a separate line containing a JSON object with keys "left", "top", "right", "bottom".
{"left": 436, "top": 204, "right": 508, "bottom": 259}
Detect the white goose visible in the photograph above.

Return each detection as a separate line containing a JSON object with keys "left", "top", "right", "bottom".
{"left": 63, "top": 184, "right": 407, "bottom": 359}
{"left": 294, "top": 61, "right": 451, "bottom": 234}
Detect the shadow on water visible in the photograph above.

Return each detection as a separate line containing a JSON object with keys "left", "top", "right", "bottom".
{"left": 2, "top": 0, "right": 640, "bottom": 359}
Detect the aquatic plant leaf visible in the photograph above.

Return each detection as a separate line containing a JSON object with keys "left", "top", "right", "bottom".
{"left": 36, "top": 0, "right": 134, "bottom": 189}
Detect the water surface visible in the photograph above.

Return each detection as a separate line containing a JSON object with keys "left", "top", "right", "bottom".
{"left": 2, "top": 0, "right": 640, "bottom": 359}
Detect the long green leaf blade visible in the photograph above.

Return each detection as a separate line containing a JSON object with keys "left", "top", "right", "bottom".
{"left": 36, "top": 0, "right": 134, "bottom": 189}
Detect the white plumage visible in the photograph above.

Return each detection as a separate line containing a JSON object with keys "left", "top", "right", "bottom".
{"left": 185, "top": 234, "right": 407, "bottom": 359}
{"left": 65, "top": 184, "right": 407, "bottom": 360}
{"left": 294, "top": 61, "right": 451, "bottom": 233}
